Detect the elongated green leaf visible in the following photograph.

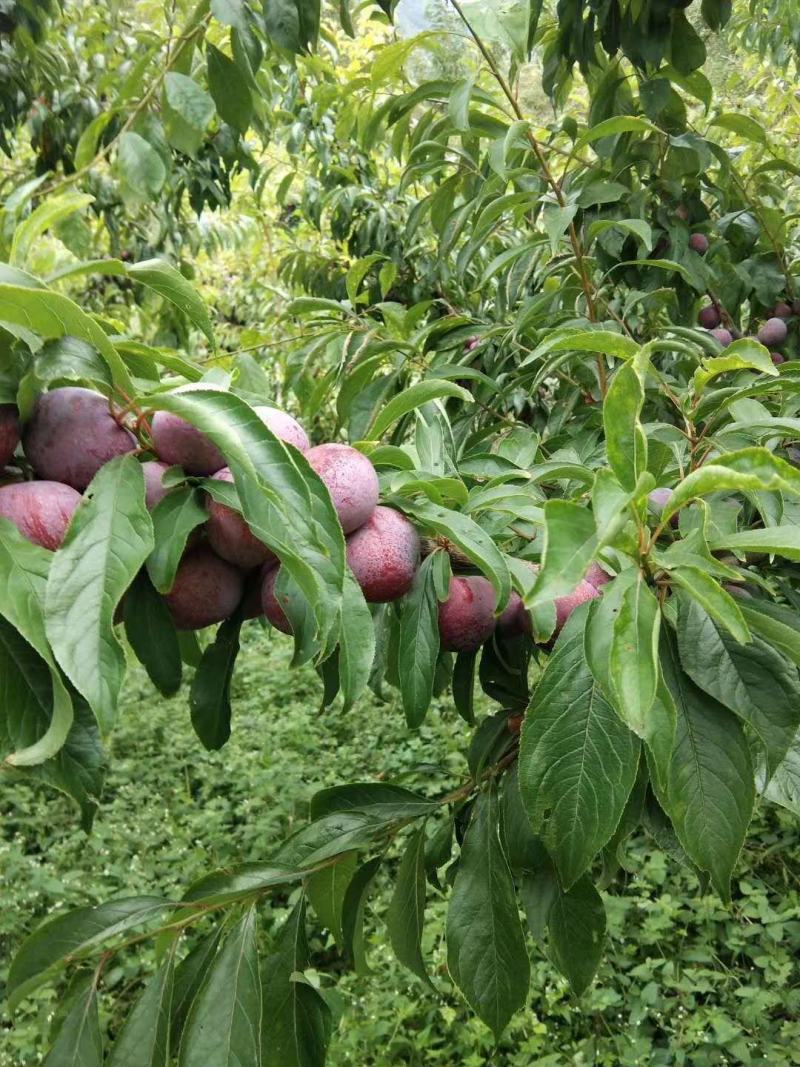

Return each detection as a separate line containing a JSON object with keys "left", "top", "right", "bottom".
{"left": 129, "top": 259, "right": 214, "bottom": 348}
{"left": 11, "top": 192, "right": 94, "bottom": 267}
{"left": 519, "top": 606, "right": 640, "bottom": 888}
{"left": 692, "top": 339, "right": 776, "bottom": 394}
{"left": 676, "top": 594, "right": 800, "bottom": 777}
{"left": 659, "top": 630, "right": 754, "bottom": 900}
{"left": 739, "top": 600, "right": 800, "bottom": 668}
{"left": 398, "top": 499, "right": 510, "bottom": 609}
{"left": 46, "top": 456, "right": 154, "bottom": 731}
{"left": 662, "top": 447, "right": 800, "bottom": 524}
{"left": 547, "top": 876, "right": 606, "bottom": 996}
{"left": 116, "top": 132, "right": 166, "bottom": 202}
{"left": 43, "top": 984, "right": 102, "bottom": 1067}
{"left": 169, "top": 930, "right": 223, "bottom": 1051}
{"left": 398, "top": 554, "right": 440, "bottom": 727}
{"left": 262, "top": 900, "right": 332, "bottom": 1067}
{"left": 604, "top": 364, "right": 647, "bottom": 491}
{"left": 338, "top": 572, "right": 375, "bottom": 712}
{"left": 446, "top": 789, "right": 529, "bottom": 1038}
{"left": 609, "top": 573, "right": 661, "bottom": 736}
{"left": 576, "top": 115, "right": 657, "bottom": 149}
{"left": 189, "top": 614, "right": 242, "bottom": 750}
{"left": 108, "top": 959, "right": 174, "bottom": 1067}
{"left": 163, "top": 72, "right": 215, "bottom": 156}
{"left": 306, "top": 852, "right": 357, "bottom": 948}
{"left": 147, "top": 391, "right": 345, "bottom": 655}
{"left": 525, "top": 329, "right": 638, "bottom": 364}
{"left": 387, "top": 826, "right": 430, "bottom": 985}
{"left": 180, "top": 908, "right": 261, "bottom": 1066}
{"left": 145, "top": 487, "right": 207, "bottom": 594}
{"left": 0, "top": 283, "right": 133, "bottom": 391}
{"left": 207, "top": 43, "right": 253, "bottom": 132}
{"left": 668, "top": 566, "right": 750, "bottom": 643}
{"left": 341, "top": 857, "right": 380, "bottom": 974}
{"left": 526, "top": 500, "right": 597, "bottom": 609}
{"left": 760, "top": 731, "right": 800, "bottom": 816}
{"left": 710, "top": 525, "right": 800, "bottom": 561}
{"left": 309, "top": 781, "right": 436, "bottom": 821}
{"left": 8, "top": 897, "right": 170, "bottom": 1009}
{"left": 123, "top": 572, "right": 182, "bottom": 697}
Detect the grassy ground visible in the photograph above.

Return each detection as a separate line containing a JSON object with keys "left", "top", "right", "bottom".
{"left": 1, "top": 625, "right": 799, "bottom": 1065}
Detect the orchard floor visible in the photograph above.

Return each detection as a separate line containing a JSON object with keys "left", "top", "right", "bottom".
{"left": 1, "top": 626, "right": 799, "bottom": 1066}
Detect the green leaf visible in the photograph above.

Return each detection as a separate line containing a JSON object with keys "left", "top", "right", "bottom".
{"left": 310, "top": 782, "right": 436, "bottom": 821}
{"left": 163, "top": 72, "right": 215, "bottom": 156}
{"left": 603, "top": 363, "right": 647, "bottom": 491}
{"left": 398, "top": 499, "right": 510, "bottom": 610}
{"left": 189, "top": 614, "right": 242, "bottom": 751}
{"left": 525, "top": 329, "right": 639, "bottom": 364}
{"left": 128, "top": 259, "right": 215, "bottom": 348}
{"left": 667, "top": 567, "right": 750, "bottom": 643}
{"left": 108, "top": 959, "right": 174, "bottom": 1067}
{"left": 398, "top": 554, "right": 440, "bottom": 727}
{"left": 43, "top": 984, "right": 103, "bottom": 1067}
{"left": 692, "top": 338, "right": 776, "bottom": 394}
{"left": 207, "top": 42, "right": 253, "bottom": 132}
{"left": 11, "top": 192, "right": 94, "bottom": 267}
{"left": 587, "top": 217, "right": 652, "bottom": 250}
{"left": 710, "top": 112, "right": 767, "bottom": 145}
{"left": 338, "top": 572, "right": 375, "bottom": 712}
{"left": 547, "top": 876, "right": 606, "bottom": 997}
{"left": 387, "top": 826, "right": 430, "bottom": 986}
{"left": 123, "top": 572, "right": 182, "bottom": 697}
{"left": 8, "top": 897, "right": 170, "bottom": 1009}
{"left": 738, "top": 600, "right": 800, "bottom": 667}
{"left": 33, "top": 336, "right": 112, "bottom": 391}
{"left": 169, "top": 931, "right": 224, "bottom": 1051}
{"left": 147, "top": 390, "right": 345, "bottom": 653}
{"left": 341, "top": 857, "right": 381, "bottom": 974}
{"left": 576, "top": 116, "right": 657, "bottom": 150}
{"left": 662, "top": 447, "right": 800, "bottom": 524}
{"left": 145, "top": 487, "right": 207, "bottom": 595}
{"left": 45, "top": 456, "right": 154, "bottom": 732}
{"left": 368, "top": 380, "right": 472, "bottom": 440}
{"left": 519, "top": 606, "right": 640, "bottom": 888}
{"left": 115, "top": 132, "right": 167, "bottom": 202}
{"left": 74, "top": 111, "right": 115, "bottom": 170}
{"left": 526, "top": 500, "right": 597, "bottom": 609}
{"left": 760, "top": 731, "right": 800, "bottom": 816}
{"left": 710, "top": 525, "right": 800, "bottom": 561}
{"left": 180, "top": 907, "right": 262, "bottom": 1066}
{"left": 609, "top": 573, "right": 661, "bottom": 737}
{"left": 0, "top": 283, "right": 134, "bottom": 391}
{"left": 306, "top": 853, "right": 357, "bottom": 948}
{"left": 659, "top": 630, "right": 754, "bottom": 901}
{"left": 452, "top": 649, "right": 477, "bottom": 724}
{"left": 676, "top": 594, "right": 800, "bottom": 778}
{"left": 446, "top": 789, "right": 529, "bottom": 1038}
{"left": 261, "top": 900, "right": 332, "bottom": 1067}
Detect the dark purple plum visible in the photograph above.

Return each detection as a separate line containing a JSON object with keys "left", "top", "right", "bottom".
{"left": 758, "top": 317, "right": 788, "bottom": 349}
{"left": 0, "top": 480, "right": 81, "bottom": 550}
{"left": 164, "top": 545, "right": 244, "bottom": 630}
{"left": 306, "top": 443, "right": 379, "bottom": 534}
{"left": 698, "top": 305, "right": 720, "bottom": 330}
{"left": 206, "top": 467, "right": 276, "bottom": 570}
{"left": 0, "top": 405, "right": 20, "bottom": 468}
{"left": 346, "top": 505, "right": 420, "bottom": 602}
{"left": 438, "top": 576, "right": 496, "bottom": 652}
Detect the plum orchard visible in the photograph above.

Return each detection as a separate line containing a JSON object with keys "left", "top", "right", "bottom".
{"left": 2, "top": 0, "right": 800, "bottom": 1062}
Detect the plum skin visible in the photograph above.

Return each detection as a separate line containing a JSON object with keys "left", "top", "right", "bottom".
{"left": 497, "top": 560, "right": 603, "bottom": 639}
{"left": 697, "top": 305, "right": 720, "bottom": 330}
{"left": 164, "top": 545, "right": 244, "bottom": 630}
{"left": 0, "top": 480, "right": 82, "bottom": 550}
{"left": 206, "top": 467, "right": 277, "bottom": 570}
{"left": 757, "top": 317, "right": 788, "bottom": 349}
{"left": 141, "top": 460, "right": 171, "bottom": 509}
{"left": 0, "top": 404, "right": 20, "bottom": 468}
{"left": 346, "top": 506, "right": 420, "bottom": 602}
{"left": 438, "top": 575, "right": 497, "bottom": 652}
{"left": 306, "top": 443, "right": 379, "bottom": 534}
{"left": 151, "top": 393, "right": 309, "bottom": 477}
{"left": 689, "top": 233, "right": 709, "bottom": 254}
{"left": 709, "top": 328, "right": 733, "bottom": 347}
{"left": 23, "top": 387, "right": 137, "bottom": 491}
{"left": 261, "top": 565, "right": 296, "bottom": 634}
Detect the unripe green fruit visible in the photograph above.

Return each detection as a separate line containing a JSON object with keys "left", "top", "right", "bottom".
{"left": 0, "top": 404, "right": 20, "bottom": 468}
{"left": 346, "top": 505, "right": 420, "bottom": 602}
{"left": 438, "top": 576, "right": 496, "bottom": 652}
{"left": 164, "top": 545, "right": 244, "bottom": 630}
{"left": 0, "top": 480, "right": 81, "bottom": 550}
{"left": 306, "top": 443, "right": 379, "bottom": 534}
{"left": 206, "top": 467, "right": 276, "bottom": 570}
{"left": 24, "top": 387, "right": 137, "bottom": 491}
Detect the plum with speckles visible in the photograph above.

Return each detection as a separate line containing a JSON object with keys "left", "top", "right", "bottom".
{"left": 758, "top": 317, "right": 788, "bottom": 349}
{"left": 24, "top": 387, "right": 137, "bottom": 490}
{"left": 0, "top": 405, "right": 20, "bottom": 468}
{"left": 306, "top": 443, "right": 379, "bottom": 534}
{"left": 553, "top": 580, "right": 600, "bottom": 630}
{"left": 142, "top": 460, "right": 171, "bottom": 509}
{"left": 689, "top": 233, "right": 709, "bottom": 254}
{"left": 698, "top": 305, "right": 720, "bottom": 330}
{"left": 585, "top": 562, "right": 612, "bottom": 590}
{"left": 256, "top": 405, "right": 310, "bottom": 452}
{"left": 346, "top": 506, "right": 420, "bottom": 602}
{"left": 261, "top": 565, "right": 307, "bottom": 634}
{"left": 206, "top": 467, "right": 276, "bottom": 570}
{"left": 438, "top": 575, "right": 496, "bottom": 652}
{"left": 164, "top": 545, "right": 244, "bottom": 630}
{"left": 0, "top": 481, "right": 81, "bottom": 550}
